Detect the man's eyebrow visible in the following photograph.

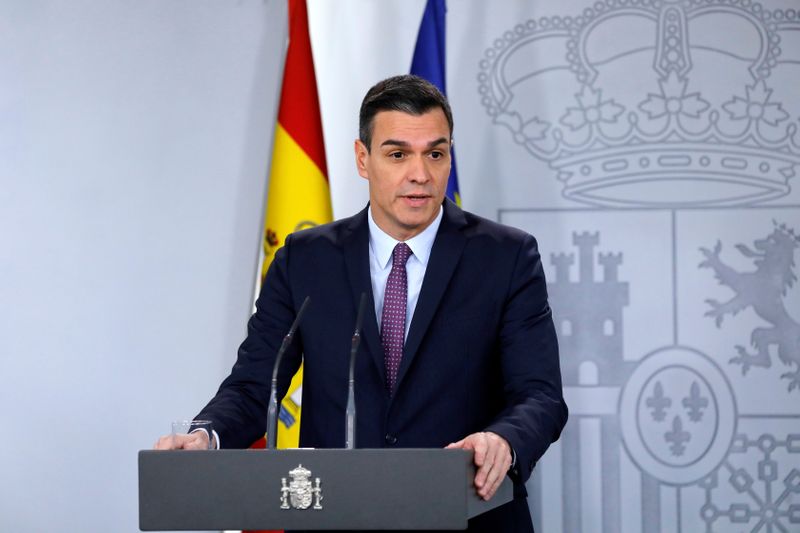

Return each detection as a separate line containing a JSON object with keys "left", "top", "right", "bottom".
{"left": 380, "top": 139, "right": 410, "bottom": 148}
{"left": 379, "top": 137, "right": 450, "bottom": 149}
{"left": 427, "top": 137, "right": 449, "bottom": 148}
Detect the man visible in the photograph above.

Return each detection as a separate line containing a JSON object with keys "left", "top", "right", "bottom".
{"left": 156, "top": 75, "right": 567, "bottom": 531}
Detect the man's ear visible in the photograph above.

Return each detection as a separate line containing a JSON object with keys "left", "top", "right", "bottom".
{"left": 354, "top": 139, "right": 369, "bottom": 180}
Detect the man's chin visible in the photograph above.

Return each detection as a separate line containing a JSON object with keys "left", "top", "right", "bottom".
{"left": 395, "top": 213, "right": 438, "bottom": 236}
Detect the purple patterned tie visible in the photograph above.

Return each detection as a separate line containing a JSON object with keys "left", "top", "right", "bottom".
{"left": 381, "top": 242, "right": 412, "bottom": 393}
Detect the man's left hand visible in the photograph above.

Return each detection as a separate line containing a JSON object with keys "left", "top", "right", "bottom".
{"left": 446, "top": 431, "right": 511, "bottom": 501}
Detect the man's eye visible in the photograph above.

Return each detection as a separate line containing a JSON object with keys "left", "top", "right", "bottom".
{"left": 430, "top": 151, "right": 443, "bottom": 159}
{"left": 389, "top": 152, "right": 404, "bottom": 159}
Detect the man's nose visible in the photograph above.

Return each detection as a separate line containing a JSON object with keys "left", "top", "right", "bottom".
{"left": 408, "top": 155, "right": 430, "bottom": 183}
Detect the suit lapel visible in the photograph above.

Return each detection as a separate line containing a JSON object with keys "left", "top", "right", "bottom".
{"left": 342, "top": 206, "right": 386, "bottom": 390}
{"left": 394, "top": 200, "right": 468, "bottom": 394}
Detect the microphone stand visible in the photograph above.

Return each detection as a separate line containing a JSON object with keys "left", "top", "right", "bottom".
{"left": 345, "top": 293, "right": 368, "bottom": 450}
{"left": 266, "top": 296, "right": 311, "bottom": 450}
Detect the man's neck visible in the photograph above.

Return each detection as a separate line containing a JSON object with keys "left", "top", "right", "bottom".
{"left": 367, "top": 206, "right": 443, "bottom": 245}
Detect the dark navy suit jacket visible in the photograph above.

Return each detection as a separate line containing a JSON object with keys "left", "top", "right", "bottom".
{"left": 198, "top": 200, "right": 568, "bottom": 532}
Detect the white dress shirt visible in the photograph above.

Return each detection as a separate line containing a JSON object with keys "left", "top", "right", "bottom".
{"left": 368, "top": 206, "right": 443, "bottom": 339}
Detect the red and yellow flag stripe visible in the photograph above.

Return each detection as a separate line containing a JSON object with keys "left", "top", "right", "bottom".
{"left": 257, "top": 0, "right": 332, "bottom": 451}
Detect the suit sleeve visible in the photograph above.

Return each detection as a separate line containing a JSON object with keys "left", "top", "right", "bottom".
{"left": 195, "top": 235, "right": 302, "bottom": 449}
{"left": 483, "top": 233, "right": 568, "bottom": 482}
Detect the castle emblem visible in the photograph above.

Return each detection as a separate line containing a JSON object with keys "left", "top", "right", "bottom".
{"left": 478, "top": 0, "right": 800, "bottom": 208}
{"left": 700, "top": 221, "right": 800, "bottom": 391}
{"left": 548, "top": 231, "right": 632, "bottom": 385}
{"left": 280, "top": 464, "right": 323, "bottom": 510}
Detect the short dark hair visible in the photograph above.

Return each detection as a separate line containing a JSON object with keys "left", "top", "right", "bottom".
{"left": 359, "top": 74, "right": 454, "bottom": 151}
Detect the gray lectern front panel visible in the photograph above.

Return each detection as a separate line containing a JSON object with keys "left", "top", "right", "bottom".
{"left": 138, "top": 448, "right": 512, "bottom": 531}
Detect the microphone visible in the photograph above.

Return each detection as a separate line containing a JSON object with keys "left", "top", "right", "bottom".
{"left": 345, "top": 292, "right": 368, "bottom": 450}
{"left": 266, "top": 296, "right": 311, "bottom": 450}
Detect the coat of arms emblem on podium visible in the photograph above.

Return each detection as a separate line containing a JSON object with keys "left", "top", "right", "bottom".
{"left": 280, "top": 464, "right": 323, "bottom": 510}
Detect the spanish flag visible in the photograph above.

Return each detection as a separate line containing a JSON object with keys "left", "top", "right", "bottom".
{"left": 256, "top": 0, "right": 331, "bottom": 450}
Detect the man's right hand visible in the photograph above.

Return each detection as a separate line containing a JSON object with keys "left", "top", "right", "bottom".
{"left": 153, "top": 430, "right": 211, "bottom": 450}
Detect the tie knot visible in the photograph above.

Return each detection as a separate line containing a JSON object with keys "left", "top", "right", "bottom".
{"left": 392, "top": 242, "right": 412, "bottom": 266}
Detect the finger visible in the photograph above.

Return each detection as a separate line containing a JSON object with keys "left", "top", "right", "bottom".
{"left": 183, "top": 438, "right": 201, "bottom": 450}
{"left": 445, "top": 438, "right": 467, "bottom": 449}
{"left": 153, "top": 434, "right": 176, "bottom": 450}
{"left": 184, "top": 432, "right": 209, "bottom": 450}
{"left": 472, "top": 434, "right": 488, "bottom": 467}
{"left": 480, "top": 469, "right": 501, "bottom": 500}
{"left": 476, "top": 454, "right": 499, "bottom": 490}
{"left": 472, "top": 436, "right": 493, "bottom": 489}
{"left": 479, "top": 448, "right": 509, "bottom": 500}
{"left": 478, "top": 441, "right": 512, "bottom": 500}
{"left": 170, "top": 434, "right": 197, "bottom": 450}
{"left": 475, "top": 436, "right": 502, "bottom": 494}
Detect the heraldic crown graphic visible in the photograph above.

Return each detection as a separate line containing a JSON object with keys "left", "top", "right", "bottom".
{"left": 478, "top": 0, "right": 800, "bottom": 207}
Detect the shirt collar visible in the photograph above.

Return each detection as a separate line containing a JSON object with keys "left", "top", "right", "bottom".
{"left": 368, "top": 205, "right": 444, "bottom": 269}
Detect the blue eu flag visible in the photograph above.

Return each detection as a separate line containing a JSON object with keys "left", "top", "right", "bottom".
{"left": 411, "top": 0, "right": 461, "bottom": 206}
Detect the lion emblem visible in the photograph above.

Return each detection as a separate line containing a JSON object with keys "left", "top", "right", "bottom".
{"left": 699, "top": 222, "right": 800, "bottom": 392}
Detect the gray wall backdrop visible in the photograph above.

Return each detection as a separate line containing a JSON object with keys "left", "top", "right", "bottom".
{"left": 0, "top": 0, "right": 288, "bottom": 530}
{"left": 2, "top": 1, "right": 799, "bottom": 532}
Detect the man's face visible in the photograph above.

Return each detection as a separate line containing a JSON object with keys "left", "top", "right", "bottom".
{"left": 354, "top": 109, "right": 451, "bottom": 241}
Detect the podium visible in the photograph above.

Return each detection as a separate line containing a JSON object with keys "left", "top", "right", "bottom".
{"left": 138, "top": 448, "right": 513, "bottom": 531}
